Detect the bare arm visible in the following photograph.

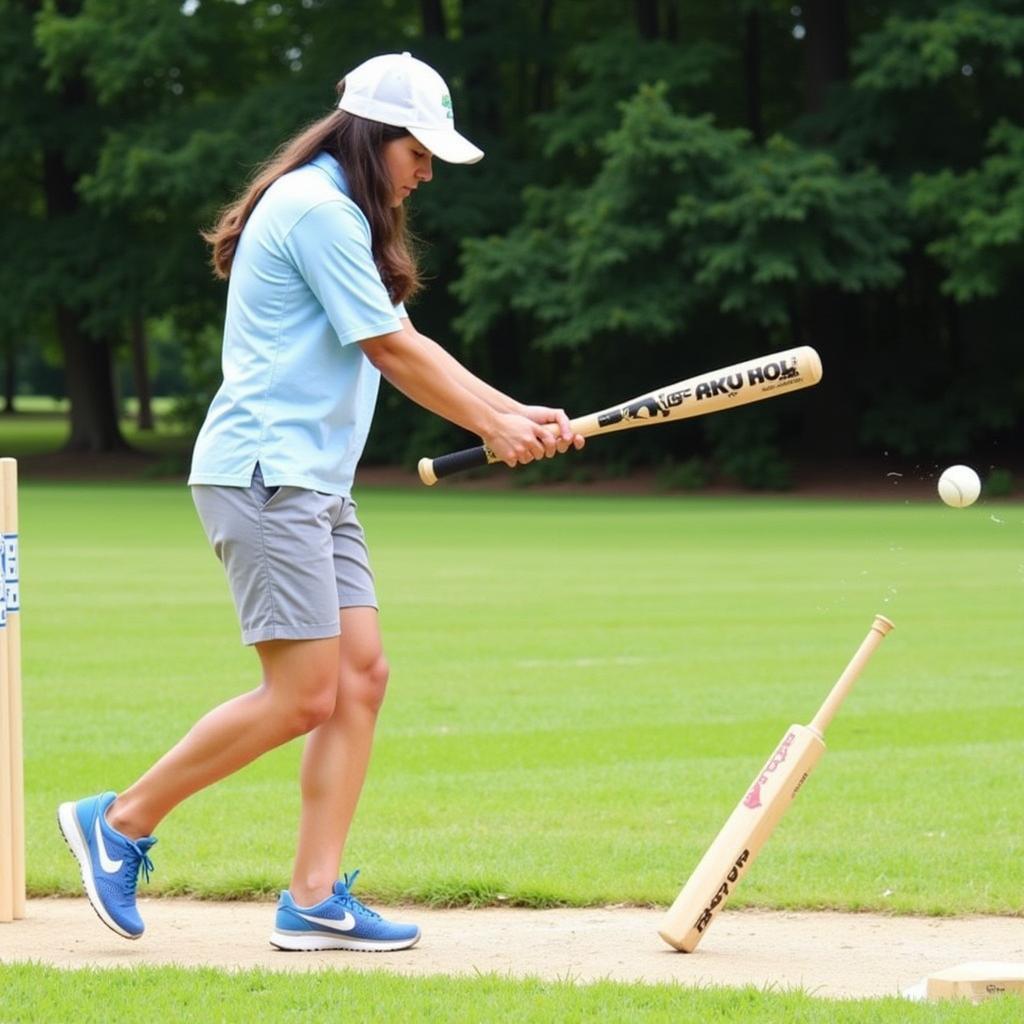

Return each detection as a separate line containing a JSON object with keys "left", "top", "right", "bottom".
{"left": 401, "top": 319, "right": 519, "bottom": 413}
{"left": 360, "top": 324, "right": 577, "bottom": 467}
{"left": 396, "top": 319, "right": 585, "bottom": 452}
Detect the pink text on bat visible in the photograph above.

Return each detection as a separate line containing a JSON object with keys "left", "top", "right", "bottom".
{"left": 743, "top": 731, "right": 797, "bottom": 809}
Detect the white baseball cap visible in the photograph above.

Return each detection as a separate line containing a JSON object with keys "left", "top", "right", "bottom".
{"left": 338, "top": 52, "right": 484, "bottom": 165}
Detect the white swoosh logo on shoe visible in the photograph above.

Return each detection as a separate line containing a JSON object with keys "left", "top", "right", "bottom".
{"left": 295, "top": 910, "right": 357, "bottom": 932}
{"left": 94, "top": 819, "right": 123, "bottom": 874}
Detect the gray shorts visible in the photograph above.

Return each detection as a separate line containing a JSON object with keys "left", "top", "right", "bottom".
{"left": 192, "top": 464, "right": 377, "bottom": 645}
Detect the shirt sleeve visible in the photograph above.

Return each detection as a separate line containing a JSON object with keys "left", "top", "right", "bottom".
{"left": 283, "top": 198, "right": 403, "bottom": 346}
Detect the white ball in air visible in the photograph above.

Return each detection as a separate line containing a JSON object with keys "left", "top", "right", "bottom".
{"left": 937, "top": 465, "right": 981, "bottom": 508}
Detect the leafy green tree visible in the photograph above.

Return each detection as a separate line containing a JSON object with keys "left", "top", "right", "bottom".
{"left": 910, "top": 120, "right": 1024, "bottom": 302}
{"left": 451, "top": 0, "right": 1024, "bottom": 473}
{"left": 7, "top": 0, "right": 425, "bottom": 451}
{"left": 2, "top": 0, "right": 1021, "bottom": 471}
{"left": 456, "top": 84, "right": 906, "bottom": 459}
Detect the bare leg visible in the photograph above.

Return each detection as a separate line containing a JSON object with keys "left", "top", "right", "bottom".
{"left": 107, "top": 636, "right": 341, "bottom": 840}
{"left": 288, "top": 607, "right": 389, "bottom": 907}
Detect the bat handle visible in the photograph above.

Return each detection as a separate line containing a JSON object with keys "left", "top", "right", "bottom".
{"left": 419, "top": 421, "right": 577, "bottom": 485}
{"left": 809, "top": 614, "right": 894, "bottom": 737}
{"left": 418, "top": 444, "right": 498, "bottom": 486}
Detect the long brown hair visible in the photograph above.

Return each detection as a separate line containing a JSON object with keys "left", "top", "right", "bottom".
{"left": 203, "top": 81, "right": 421, "bottom": 304}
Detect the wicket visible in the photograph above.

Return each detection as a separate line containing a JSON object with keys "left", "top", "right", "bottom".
{"left": 0, "top": 458, "right": 23, "bottom": 922}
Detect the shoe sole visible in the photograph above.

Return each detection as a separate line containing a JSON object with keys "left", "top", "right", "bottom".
{"left": 56, "top": 803, "right": 141, "bottom": 941}
{"left": 269, "top": 929, "right": 421, "bottom": 952}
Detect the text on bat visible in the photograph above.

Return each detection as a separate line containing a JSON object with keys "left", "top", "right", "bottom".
{"left": 596, "top": 356, "right": 801, "bottom": 427}
{"left": 692, "top": 849, "right": 751, "bottom": 933}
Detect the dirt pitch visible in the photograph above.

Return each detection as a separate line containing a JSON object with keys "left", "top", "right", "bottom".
{"left": 2, "top": 899, "right": 1022, "bottom": 1000}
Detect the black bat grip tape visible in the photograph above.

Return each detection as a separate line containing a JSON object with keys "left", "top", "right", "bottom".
{"left": 431, "top": 445, "right": 492, "bottom": 480}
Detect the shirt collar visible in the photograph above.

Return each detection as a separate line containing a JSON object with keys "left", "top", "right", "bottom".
{"left": 310, "top": 150, "right": 349, "bottom": 195}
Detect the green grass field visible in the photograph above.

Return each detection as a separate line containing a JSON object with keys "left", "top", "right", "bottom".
{"left": 16, "top": 483, "right": 1024, "bottom": 911}
{"left": 3, "top": 963, "right": 1021, "bottom": 1023}
{"left": 4, "top": 476, "right": 1023, "bottom": 1018}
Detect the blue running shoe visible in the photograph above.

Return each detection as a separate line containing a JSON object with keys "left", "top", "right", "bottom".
{"left": 57, "top": 791, "right": 156, "bottom": 939}
{"left": 270, "top": 870, "right": 420, "bottom": 952}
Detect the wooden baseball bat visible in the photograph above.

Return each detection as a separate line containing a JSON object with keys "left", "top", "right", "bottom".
{"left": 658, "top": 614, "right": 894, "bottom": 953}
{"left": 0, "top": 461, "right": 12, "bottom": 922}
{"left": 1, "top": 459, "right": 23, "bottom": 920}
{"left": 417, "top": 345, "right": 822, "bottom": 485}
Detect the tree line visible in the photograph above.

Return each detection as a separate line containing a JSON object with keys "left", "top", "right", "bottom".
{"left": 2, "top": 0, "right": 1022, "bottom": 484}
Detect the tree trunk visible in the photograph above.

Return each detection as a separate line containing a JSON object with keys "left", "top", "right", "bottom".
{"left": 420, "top": 0, "right": 446, "bottom": 37}
{"left": 2, "top": 344, "right": 14, "bottom": 414}
{"left": 799, "top": 1, "right": 855, "bottom": 452}
{"left": 800, "top": 287, "right": 861, "bottom": 456}
{"left": 43, "top": 128, "right": 128, "bottom": 453}
{"left": 130, "top": 313, "right": 154, "bottom": 431}
{"left": 743, "top": 9, "right": 764, "bottom": 144}
{"left": 634, "top": 0, "right": 659, "bottom": 40}
{"left": 803, "top": 0, "right": 849, "bottom": 117}
{"left": 663, "top": 0, "right": 678, "bottom": 42}
{"left": 57, "top": 306, "right": 128, "bottom": 453}
{"left": 460, "top": 0, "right": 504, "bottom": 134}
{"left": 533, "top": 0, "right": 555, "bottom": 113}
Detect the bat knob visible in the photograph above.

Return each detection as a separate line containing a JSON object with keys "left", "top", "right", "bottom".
{"left": 872, "top": 615, "right": 895, "bottom": 636}
{"left": 417, "top": 458, "right": 438, "bottom": 486}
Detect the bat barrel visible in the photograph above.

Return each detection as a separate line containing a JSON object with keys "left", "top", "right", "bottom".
{"left": 658, "top": 724, "right": 825, "bottom": 952}
{"left": 417, "top": 345, "right": 823, "bottom": 485}
{"left": 658, "top": 614, "right": 893, "bottom": 953}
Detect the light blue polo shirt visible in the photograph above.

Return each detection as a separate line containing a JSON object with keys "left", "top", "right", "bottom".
{"left": 189, "top": 152, "right": 405, "bottom": 496}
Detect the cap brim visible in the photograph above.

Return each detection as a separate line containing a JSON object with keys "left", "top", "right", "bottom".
{"left": 409, "top": 126, "right": 484, "bottom": 165}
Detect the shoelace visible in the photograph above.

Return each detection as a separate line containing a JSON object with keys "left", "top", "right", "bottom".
{"left": 123, "top": 842, "right": 156, "bottom": 898}
{"left": 337, "top": 869, "right": 381, "bottom": 920}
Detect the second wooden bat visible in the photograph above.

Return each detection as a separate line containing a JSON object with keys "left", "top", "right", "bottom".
{"left": 658, "top": 614, "right": 894, "bottom": 953}
{"left": 417, "top": 345, "right": 822, "bottom": 485}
